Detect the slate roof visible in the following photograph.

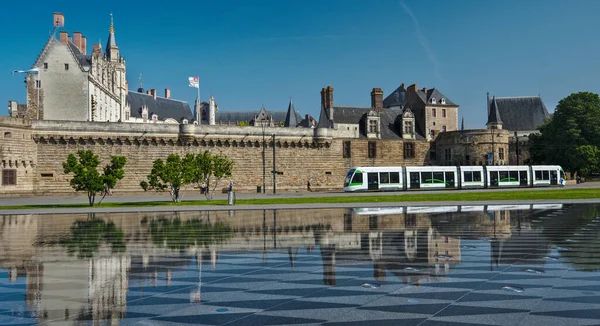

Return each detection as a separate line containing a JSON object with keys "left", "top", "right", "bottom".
{"left": 284, "top": 99, "right": 299, "bottom": 127}
{"left": 487, "top": 96, "right": 550, "bottom": 131}
{"left": 67, "top": 41, "right": 92, "bottom": 69}
{"left": 323, "top": 106, "right": 425, "bottom": 140}
{"left": 414, "top": 88, "right": 457, "bottom": 106}
{"left": 486, "top": 96, "right": 502, "bottom": 126}
{"left": 212, "top": 110, "right": 301, "bottom": 124}
{"left": 127, "top": 91, "right": 193, "bottom": 122}
{"left": 383, "top": 84, "right": 407, "bottom": 108}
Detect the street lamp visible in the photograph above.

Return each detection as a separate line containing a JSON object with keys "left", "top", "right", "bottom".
{"left": 261, "top": 122, "right": 266, "bottom": 193}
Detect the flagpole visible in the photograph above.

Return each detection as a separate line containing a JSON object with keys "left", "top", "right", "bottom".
{"left": 197, "top": 77, "right": 201, "bottom": 125}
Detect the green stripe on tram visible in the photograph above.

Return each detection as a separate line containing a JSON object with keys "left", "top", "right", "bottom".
{"left": 425, "top": 178, "right": 450, "bottom": 185}
{"left": 499, "top": 177, "right": 518, "bottom": 182}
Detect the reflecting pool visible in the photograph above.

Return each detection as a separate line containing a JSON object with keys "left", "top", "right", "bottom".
{"left": 2, "top": 204, "right": 600, "bottom": 325}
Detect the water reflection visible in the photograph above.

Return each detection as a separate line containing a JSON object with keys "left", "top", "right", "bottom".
{"left": 1, "top": 204, "right": 600, "bottom": 324}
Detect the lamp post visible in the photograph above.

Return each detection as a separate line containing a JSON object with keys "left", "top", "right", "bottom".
{"left": 261, "top": 122, "right": 266, "bottom": 193}
{"left": 514, "top": 131, "right": 520, "bottom": 165}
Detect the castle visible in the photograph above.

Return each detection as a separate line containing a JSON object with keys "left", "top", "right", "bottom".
{"left": 0, "top": 12, "right": 551, "bottom": 195}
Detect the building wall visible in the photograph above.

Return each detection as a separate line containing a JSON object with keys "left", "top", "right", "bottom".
{"left": 434, "top": 129, "right": 510, "bottom": 166}
{"left": 334, "top": 123, "right": 360, "bottom": 138}
{"left": 33, "top": 43, "right": 89, "bottom": 121}
{"left": 0, "top": 119, "right": 440, "bottom": 195}
{"left": 425, "top": 104, "right": 459, "bottom": 137}
{"left": 0, "top": 118, "right": 37, "bottom": 194}
{"left": 341, "top": 139, "right": 432, "bottom": 170}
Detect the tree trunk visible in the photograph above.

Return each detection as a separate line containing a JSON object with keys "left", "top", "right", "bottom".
{"left": 88, "top": 192, "right": 95, "bottom": 206}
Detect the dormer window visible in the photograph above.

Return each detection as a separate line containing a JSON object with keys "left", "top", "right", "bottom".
{"left": 368, "top": 119, "right": 378, "bottom": 133}
{"left": 430, "top": 97, "right": 436, "bottom": 104}
{"left": 441, "top": 98, "right": 446, "bottom": 104}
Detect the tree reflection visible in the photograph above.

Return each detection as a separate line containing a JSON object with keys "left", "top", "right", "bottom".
{"left": 145, "top": 217, "right": 233, "bottom": 250}
{"left": 60, "top": 218, "right": 125, "bottom": 259}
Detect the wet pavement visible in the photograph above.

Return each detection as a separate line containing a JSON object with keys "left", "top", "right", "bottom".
{"left": 2, "top": 203, "right": 600, "bottom": 325}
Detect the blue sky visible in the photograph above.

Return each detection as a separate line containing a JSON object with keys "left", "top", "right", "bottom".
{"left": 1, "top": 0, "right": 599, "bottom": 128}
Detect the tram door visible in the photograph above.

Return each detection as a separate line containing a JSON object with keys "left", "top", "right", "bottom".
{"left": 410, "top": 172, "right": 420, "bottom": 189}
{"left": 445, "top": 172, "right": 455, "bottom": 188}
{"left": 550, "top": 170, "right": 558, "bottom": 185}
{"left": 367, "top": 173, "right": 379, "bottom": 191}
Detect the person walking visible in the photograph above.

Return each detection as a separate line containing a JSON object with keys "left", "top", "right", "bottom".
{"left": 229, "top": 180, "right": 234, "bottom": 192}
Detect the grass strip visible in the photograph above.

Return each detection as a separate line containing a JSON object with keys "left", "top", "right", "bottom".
{"left": 1, "top": 188, "right": 599, "bottom": 210}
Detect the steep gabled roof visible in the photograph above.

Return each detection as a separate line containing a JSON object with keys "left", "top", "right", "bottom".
{"left": 284, "top": 99, "right": 299, "bottom": 127}
{"left": 66, "top": 41, "right": 91, "bottom": 69}
{"left": 486, "top": 96, "right": 502, "bottom": 126}
{"left": 487, "top": 96, "right": 550, "bottom": 131}
{"left": 317, "top": 106, "right": 331, "bottom": 128}
{"left": 413, "top": 88, "right": 457, "bottom": 106}
{"left": 127, "top": 91, "right": 193, "bottom": 122}
{"left": 383, "top": 84, "right": 407, "bottom": 108}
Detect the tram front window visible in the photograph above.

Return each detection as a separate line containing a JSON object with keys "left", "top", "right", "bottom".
{"left": 344, "top": 169, "right": 355, "bottom": 187}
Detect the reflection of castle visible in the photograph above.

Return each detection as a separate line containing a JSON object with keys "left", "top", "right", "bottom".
{"left": 0, "top": 206, "right": 560, "bottom": 323}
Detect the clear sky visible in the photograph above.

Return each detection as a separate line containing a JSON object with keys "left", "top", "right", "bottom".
{"left": 1, "top": 0, "right": 599, "bottom": 128}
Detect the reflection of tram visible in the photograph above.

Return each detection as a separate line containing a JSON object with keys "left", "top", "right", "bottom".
{"left": 344, "top": 165, "right": 565, "bottom": 192}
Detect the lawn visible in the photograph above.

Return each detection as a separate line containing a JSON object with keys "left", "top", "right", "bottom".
{"left": 1, "top": 187, "right": 599, "bottom": 210}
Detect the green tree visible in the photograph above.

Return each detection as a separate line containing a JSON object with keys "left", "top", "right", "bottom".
{"left": 189, "top": 150, "right": 234, "bottom": 200}
{"left": 208, "top": 152, "right": 234, "bottom": 199}
{"left": 529, "top": 92, "right": 600, "bottom": 177}
{"left": 140, "top": 153, "right": 195, "bottom": 202}
{"left": 62, "top": 150, "right": 127, "bottom": 206}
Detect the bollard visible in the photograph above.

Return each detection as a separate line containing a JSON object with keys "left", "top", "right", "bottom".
{"left": 228, "top": 191, "right": 236, "bottom": 205}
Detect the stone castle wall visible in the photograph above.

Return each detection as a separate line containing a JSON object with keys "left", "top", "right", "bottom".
{"left": 0, "top": 118, "right": 37, "bottom": 194}
{"left": 435, "top": 129, "right": 510, "bottom": 166}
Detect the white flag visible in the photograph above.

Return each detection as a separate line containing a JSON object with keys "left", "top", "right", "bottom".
{"left": 188, "top": 76, "right": 199, "bottom": 88}
{"left": 12, "top": 68, "right": 39, "bottom": 75}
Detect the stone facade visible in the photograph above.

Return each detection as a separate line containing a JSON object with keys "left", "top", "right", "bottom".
{"left": 434, "top": 129, "right": 511, "bottom": 166}
{"left": 0, "top": 117, "right": 444, "bottom": 195}
{"left": 0, "top": 118, "right": 37, "bottom": 194}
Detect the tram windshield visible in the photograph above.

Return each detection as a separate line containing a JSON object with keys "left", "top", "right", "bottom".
{"left": 344, "top": 169, "right": 355, "bottom": 187}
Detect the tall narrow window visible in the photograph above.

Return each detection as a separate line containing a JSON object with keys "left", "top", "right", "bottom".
{"left": 445, "top": 148, "right": 452, "bottom": 162}
{"left": 368, "top": 141, "right": 377, "bottom": 158}
{"left": 35, "top": 80, "right": 41, "bottom": 88}
{"left": 499, "top": 148, "right": 505, "bottom": 160}
{"left": 432, "top": 108, "right": 436, "bottom": 117}
{"left": 404, "top": 121, "right": 413, "bottom": 135}
{"left": 64, "top": 63, "right": 69, "bottom": 70}
{"left": 343, "top": 141, "right": 352, "bottom": 158}
{"left": 404, "top": 142, "right": 414, "bottom": 158}
{"left": 2, "top": 170, "right": 17, "bottom": 185}
{"left": 442, "top": 125, "right": 447, "bottom": 132}
{"left": 43, "top": 62, "right": 48, "bottom": 69}
{"left": 442, "top": 109, "right": 446, "bottom": 117}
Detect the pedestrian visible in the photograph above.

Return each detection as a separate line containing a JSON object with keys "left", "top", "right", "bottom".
{"left": 229, "top": 180, "right": 234, "bottom": 192}
{"left": 307, "top": 180, "right": 311, "bottom": 192}
{"left": 201, "top": 181, "right": 206, "bottom": 194}
{"left": 559, "top": 177, "right": 565, "bottom": 188}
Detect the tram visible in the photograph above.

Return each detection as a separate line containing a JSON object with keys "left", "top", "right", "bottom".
{"left": 343, "top": 165, "right": 565, "bottom": 192}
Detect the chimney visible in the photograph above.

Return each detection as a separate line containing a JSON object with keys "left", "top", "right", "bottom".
{"left": 53, "top": 12, "right": 64, "bottom": 28}
{"left": 325, "top": 86, "right": 334, "bottom": 109}
{"left": 407, "top": 83, "right": 418, "bottom": 92}
{"left": 59, "top": 31, "right": 68, "bottom": 44}
{"left": 146, "top": 90, "right": 151, "bottom": 95}
{"left": 81, "top": 36, "right": 87, "bottom": 55}
{"left": 400, "top": 83, "right": 405, "bottom": 89}
{"left": 73, "top": 32, "right": 82, "bottom": 51}
{"left": 150, "top": 89, "right": 157, "bottom": 99}
{"left": 422, "top": 87, "right": 427, "bottom": 94}
{"left": 320, "top": 88, "right": 326, "bottom": 109}
{"left": 164, "top": 88, "right": 171, "bottom": 99}
{"left": 371, "top": 88, "right": 384, "bottom": 109}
